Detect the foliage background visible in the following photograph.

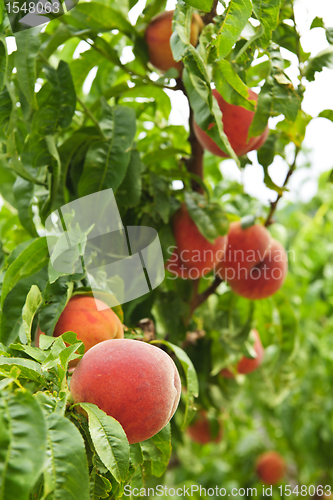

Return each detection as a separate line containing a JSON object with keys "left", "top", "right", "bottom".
{"left": 0, "top": 0, "right": 333, "bottom": 498}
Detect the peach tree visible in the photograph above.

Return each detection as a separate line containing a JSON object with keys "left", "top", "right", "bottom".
{"left": 0, "top": 0, "right": 333, "bottom": 498}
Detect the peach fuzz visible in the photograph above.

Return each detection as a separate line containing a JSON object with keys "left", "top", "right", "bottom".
{"left": 256, "top": 451, "right": 286, "bottom": 485}
{"left": 193, "top": 89, "right": 269, "bottom": 157}
{"left": 70, "top": 339, "right": 181, "bottom": 444}
{"left": 217, "top": 222, "right": 288, "bottom": 300}
{"left": 145, "top": 10, "right": 203, "bottom": 73}
{"left": 36, "top": 295, "right": 123, "bottom": 367}
{"left": 166, "top": 204, "right": 228, "bottom": 279}
{"left": 220, "top": 329, "right": 264, "bottom": 378}
{"left": 187, "top": 411, "right": 223, "bottom": 444}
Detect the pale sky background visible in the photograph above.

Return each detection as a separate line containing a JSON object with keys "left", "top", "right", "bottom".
{"left": 3, "top": 0, "right": 333, "bottom": 212}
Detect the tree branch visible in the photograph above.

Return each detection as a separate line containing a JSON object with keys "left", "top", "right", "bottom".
{"left": 202, "top": 0, "right": 219, "bottom": 25}
{"left": 189, "top": 276, "right": 223, "bottom": 317}
{"left": 264, "top": 147, "right": 300, "bottom": 227}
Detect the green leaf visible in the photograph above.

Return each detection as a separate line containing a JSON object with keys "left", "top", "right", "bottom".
{"left": 183, "top": 0, "right": 213, "bottom": 12}
{"left": 44, "top": 60, "right": 76, "bottom": 130}
{"left": 185, "top": 192, "right": 229, "bottom": 243}
{"left": 1, "top": 237, "right": 49, "bottom": 307}
{"left": 0, "top": 357, "right": 45, "bottom": 384}
{"left": 0, "top": 268, "right": 48, "bottom": 346}
{"left": 18, "top": 285, "right": 43, "bottom": 345}
{"left": 67, "top": 3, "right": 136, "bottom": 37}
{"left": 0, "top": 391, "right": 47, "bottom": 500}
{"left": 140, "top": 424, "right": 171, "bottom": 477}
{"left": 213, "top": 60, "right": 256, "bottom": 111}
{"left": 252, "top": 0, "right": 281, "bottom": 37}
{"left": 120, "top": 85, "right": 171, "bottom": 120}
{"left": 43, "top": 413, "right": 90, "bottom": 500}
{"left": 310, "top": 16, "right": 324, "bottom": 29}
{"left": 0, "top": 36, "right": 7, "bottom": 92}
{"left": 39, "top": 279, "right": 73, "bottom": 337}
{"left": 304, "top": 46, "right": 333, "bottom": 82}
{"left": 249, "top": 76, "right": 301, "bottom": 137}
{"left": 214, "top": 0, "right": 252, "bottom": 59}
{"left": 116, "top": 149, "right": 143, "bottom": 208}
{"left": 318, "top": 109, "right": 333, "bottom": 122}
{"left": 79, "top": 105, "right": 136, "bottom": 197}
{"left": 90, "top": 469, "right": 112, "bottom": 500}
{"left": 78, "top": 403, "right": 130, "bottom": 483}
{"left": 0, "top": 88, "right": 13, "bottom": 142}
{"left": 14, "top": 28, "right": 41, "bottom": 109}
{"left": 182, "top": 51, "right": 239, "bottom": 163}
{"left": 13, "top": 177, "right": 38, "bottom": 237}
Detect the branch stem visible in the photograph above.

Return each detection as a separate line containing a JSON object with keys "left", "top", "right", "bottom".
{"left": 264, "top": 146, "right": 300, "bottom": 227}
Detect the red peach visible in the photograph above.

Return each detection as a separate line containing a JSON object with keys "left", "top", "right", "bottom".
{"left": 217, "top": 222, "right": 288, "bottom": 300}
{"left": 220, "top": 329, "right": 264, "bottom": 378}
{"left": 145, "top": 10, "right": 203, "bottom": 73}
{"left": 36, "top": 296, "right": 123, "bottom": 367}
{"left": 187, "top": 411, "right": 223, "bottom": 444}
{"left": 193, "top": 89, "right": 269, "bottom": 157}
{"left": 166, "top": 203, "right": 228, "bottom": 280}
{"left": 256, "top": 451, "right": 286, "bottom": 485}
{"left": 70, "top": 339, "right": 181, "bottom": 444}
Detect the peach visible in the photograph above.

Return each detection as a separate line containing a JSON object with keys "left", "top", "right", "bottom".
{"left": 70, "top": 339, "right": 181, "bottom": 444}
{"left": 256, "top": 451, "right": 286, "bottom": 485}
{"left": 36, "top": 296, "right": 123, "bottom": 367}
{"left": 166, "top": 203, "right": 228, "bottom": 280}
{"left": 187, "top": 411, "right": 223, "bottom": 444}
{"left": 145, "top": 10, "right": 203, "bottom": 73}
{"left": 217, "top": 222, "right": 288, "bottom": 300}
{"left": 221, "top": 329, "right": 264, "bottom": 378}
{"left": 193, "top": 89, "right": 269, "bottom": 157}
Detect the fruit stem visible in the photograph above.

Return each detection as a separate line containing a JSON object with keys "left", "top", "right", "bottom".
{"left": 264, "top": 146, "right": 300, "bottom": 227}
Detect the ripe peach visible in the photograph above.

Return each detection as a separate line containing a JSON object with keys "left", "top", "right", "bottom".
{"left": 256, "top": 451, "right": 286, "bottom": 484}
{"left": 187, "top": 411, "right": 223, "bottom": 444}
{"left": 36, "top": 296, "right": 123, "bottom": 367}
{"left": 217, "top": 222, "right": 288, "bottom": 300}
{"left": 193, "top": 89, "right": 269, "bottom": 157}
{"left": 145, "top": 10, "right": 203, "bottom": 73}
{"left": 221, "top": 329, "right": 264, "bottom": 378}
{"left": 70, "top": 339, "right": 181, "bottom": 444}
{"left": 166, "top": 204, "right": 228, "bottom": 279}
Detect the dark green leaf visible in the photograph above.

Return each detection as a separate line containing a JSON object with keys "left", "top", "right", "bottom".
{"left": 304, "top": 46, "right": 333, "bottom": 82}
{"left": 183, "top": 0, "right": 213, "bottom": 12}
{"left": 213, "top": 60, "right": 256, "bottom": 111}
{"left": 0, "top": 391, "right": 47, "bottom": 500}
{"left": 116, "top": 149, "right": 143, "bottom": 208}
{"left": 79, "top": 105, "right": 136, "bottom": 196}
{"left": 78, "top": 403, "right": 130, "bottom": 483}
{"left": 214, "top": 0, "right": 252, "bottom": 59}
{"left": 14, "top": 28, "right": 41, "bottom": 109}
{"left": 1, "top": 237, "right": 49, "bottom": 307}
{"left": 43, "top": 413, "right": 90, "bottom": 500}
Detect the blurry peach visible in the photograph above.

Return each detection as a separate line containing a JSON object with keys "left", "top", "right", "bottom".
{"left": 166, "top": 203, "right": 228, "bottom": 279}
{"left": 256, "top": 451, "right": 286, "bottom": 485}
{"left": 217, "top": 222, "right": 288, "bottom": 300}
